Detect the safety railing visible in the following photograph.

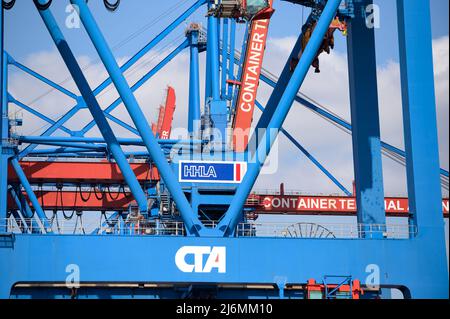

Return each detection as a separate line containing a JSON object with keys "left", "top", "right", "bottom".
{"left": 1, "top": 218, "right": 417, "bottom": 239}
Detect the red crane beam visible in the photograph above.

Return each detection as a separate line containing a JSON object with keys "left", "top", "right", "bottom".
{"left": 8, "top": 161, "right": 160, "bottom": 184}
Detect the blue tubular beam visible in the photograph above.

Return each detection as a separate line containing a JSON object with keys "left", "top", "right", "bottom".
{"left": 221, "top": 19, "right": 229, "bottom": 99}
{"left": 251, "top": 30, "right": 304, "bottom": 148}
{"left": 19, "top": 0, "right": 204, "bottom": 158}
{"left": 259, "top": 73, "right": 450, "bottom": 179}
{"left": 18, "top": 136, "right": 200, "bottom": 146}
{"left": 35, "top": 2, "right": 148, "bottom": 213}
{"left": 81, "top": 40, "right": 189, "bottom": 135}
{"left": 71, "top": 0, "right": 202, "bottom": 235}
{"left": 397, "top": 0, "right": 445, "bottom": 229}
{"left": 9, "top": 57, "right": 78, "bottom": 100}
{"left": 9, "top": 96, "right": 74, "bottom": 136}
{"left": 347, "top": 0, "right": 385, "bottom": 233}
{"left": 92, "top": 0, "right": 207, "bottom": 95}
{"left": 205, "top": 3, "right": 212, "bottom": 103}
{"left": 8, "top": 187, "right": 40, "bottom": 233}
{"left": 218, "top": 0, "right": 342, "bottom": 236}
{"left": 10, "top": 158, "right": 50, "bottom": 231}
{"left": 227, "top": 19, "right": 236, "bottom": 100}
{"left": 255, "top": 101, "right": 352, "bottom": 196}
{"left": 29, "top": 147, "right": 107, "bottom": 156}
{"left": 22, "top": 141, "right": 106, "bottom": 151}
{"left": 19, "top": 105, "right": 81, "bottom": 158}
{"left": 231, "top": 23, "right": 249, "bottom": 111}
{"left": 208, "top": 15, "right": 220, "bottom": 101}
{"left": 188, "top": 30, "right": 201, "bottom": 136}
{"left": 1, "top": 20, "right": 9, "bottom": 230}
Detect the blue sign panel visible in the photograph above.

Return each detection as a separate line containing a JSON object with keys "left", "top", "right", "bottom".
{"left": 179, "top": 161, "right": 247, "bottom": 183}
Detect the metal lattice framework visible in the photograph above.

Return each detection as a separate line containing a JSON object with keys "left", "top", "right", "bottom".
{"left": 0, "top": 0, "right": 448, "bottom": 299}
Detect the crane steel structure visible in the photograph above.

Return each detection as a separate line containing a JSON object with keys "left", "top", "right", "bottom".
{"left": 0, "top": 0, "right": 449, "bottom": 299}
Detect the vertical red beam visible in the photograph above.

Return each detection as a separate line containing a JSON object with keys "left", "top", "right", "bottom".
{"left": 232, "top": 1, "right": 274, "bottom": 152}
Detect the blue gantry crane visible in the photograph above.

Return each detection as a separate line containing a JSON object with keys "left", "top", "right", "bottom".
{"left": 0, "top": 0, "right": 448, "bottom": 299}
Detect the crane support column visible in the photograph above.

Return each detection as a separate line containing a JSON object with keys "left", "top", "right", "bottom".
{"left": 219, "top": 0, "right": 342, "bottom": 236}
{"left": 347, "top": 0, "right": 386, "bottom": 237}
{"left": 34, "top": 1, "right": 148, "bottom": 214}
{"left": 397, "top": 0, "right": 449, "bottom": 294}
{"left": 187, "top": 26, "right": 201, "bottom": 137}
{"left": 71, "top": 0, "right": 204, "bottom": 235}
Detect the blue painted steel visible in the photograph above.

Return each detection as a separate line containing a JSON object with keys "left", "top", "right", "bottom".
{"left": 92, "top": 0, "right": 207, "bottom": 95}
{"left": 250, "top": 27, "right": 304, "bottom": 151}
{"left": 231, "top": 23, "right": 249, "bottom": 112}
{"left": 10, "top": 158, "right": 51, "bottom": 231}
{"left": 19, "top": 105, "right": 81, "bottom": 158}
{"left": 221, "top": 19, "right": 229, "bottom": 99}
{"left": 218, "top": 0, "right": 343, "bottom": 236}
{"left": 18, "top": 136, "right": 196, "bottom": 145}
{"left": 254, "top": 100, "right": 351, "bottom": 196}
{"left": 0, "top": 14, "right": 9, "bottom": 230}
{"left": 397, "top": 0, "right": 447, "bottom": 238}
{"left": 9, "top": 96, "right": 74, "bottom": 136}
{"left": 227, "top": 19, "right": 236, "bottom": 100}
{"left": 0, "top": 0, "right": 448, "bottom": 300}
{"left": 205, "top": 4, "right": 212, "bottom": 104}
{"left": 18, "top": 0, "right": 204, "bottom": 158}
{"left": 0, "top": 235, "right": 448, "bottom": 298}
{"left": 347, "top": 0, "right": 386, "bottom": 235}
{"left": 259, "top": 74, "right": 450, "bottom": 179}
{"left": 34, "top": 1, "right": 148, "bottom": 213}
{"left": 71, "top": 0, "right": 203, "bottom": 235}
{"left": 81, "top": 40, "right": 189, "bottom": 135}
{"left": 188, "top": 29, "right": 201, "bottom": 136}
{"left": 179, "top": 161, "right": 245, "bottom": 183}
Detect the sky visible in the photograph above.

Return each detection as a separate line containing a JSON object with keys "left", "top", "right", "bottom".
{"left": 3, "top": 0, "right": 449, "bottom": 297}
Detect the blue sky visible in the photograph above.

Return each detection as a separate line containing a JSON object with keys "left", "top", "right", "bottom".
{"left": 4, "top": 0, "right": 449, "bottom": 65}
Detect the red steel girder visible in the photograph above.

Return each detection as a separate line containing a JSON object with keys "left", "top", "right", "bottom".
{"left": 8, "top": 190, "right": 133, "bottom": 211}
